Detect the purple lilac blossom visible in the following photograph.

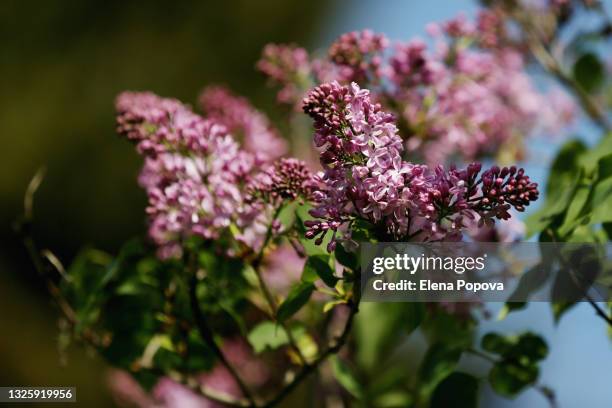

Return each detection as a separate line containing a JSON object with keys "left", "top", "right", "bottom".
{"left": 301, "top": 81, "right": 539, "bottom": 250}
{"left": 199, "top": 86, "right": 287, "bottom": 162}
{"left": 258, "top": 15, "right": 575, "bottom": 165}
{"left": 327, "top": 29, "right": 389, "bottom": 84}
{"left": 116, "top": 92, "right": 300, "bottom": 258}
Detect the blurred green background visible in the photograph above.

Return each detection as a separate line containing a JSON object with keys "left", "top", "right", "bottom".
{"left": 0, "top": 1, "right": 324, "bottom": 405}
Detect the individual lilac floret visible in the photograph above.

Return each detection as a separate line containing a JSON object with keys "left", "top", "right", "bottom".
{"left": 301, "top": 82, "right": 539, "bottom": 249}
{"left": 328, "top": 30, "right": 389, "bottom": 84}
{"left": 199, "top": 86, "right": 287, "bottom": 162}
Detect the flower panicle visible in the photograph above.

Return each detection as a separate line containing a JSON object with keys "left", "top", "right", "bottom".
{"left": 301, "top": 81, "right": 539, "bottom": 251}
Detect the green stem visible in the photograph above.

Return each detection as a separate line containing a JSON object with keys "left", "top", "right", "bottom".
{"left": 251, "top": 205, "right": 307, "bottom": 365}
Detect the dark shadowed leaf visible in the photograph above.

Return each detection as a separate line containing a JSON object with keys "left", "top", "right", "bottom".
{"left": 335, "top": 243, "right": 359, "bottom": 271}
{"left": 277, "top": 282, "right": 315, "bottom": 322}
{"left": 489, "top": 361, "right": 538, "bottom": 397}
{"left": 301, "top": 254, "right": 337, "bottom": 287}
{"left": 431, "top": 372, "right": 479, "bottom": 408}
{"left": 418, "top": 343, "right": 463, "bottom": 397}
{"left": 573, "top": 52, "right": 605, "bottom": 93}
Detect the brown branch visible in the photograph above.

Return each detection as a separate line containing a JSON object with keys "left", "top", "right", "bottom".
{"left": 261, "top": 281, "right": 361, "bottom": 408}
{"left": 188, "top": 273, "right": 258, "bottom": 407}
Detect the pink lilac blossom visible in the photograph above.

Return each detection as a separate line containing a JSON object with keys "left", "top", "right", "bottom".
{"left": 116, "top": 92, "right": 302, "bottom": 258}
{"left": 301, "top": 82, "right": 539, "bottom": 250}
{"left": 199, "top": 86, "right": 287, "bottom": 162}
{"left": 258, "top": 17, "right": 575, "bottom": 165}
{"left": 327, "top": 29, "right": 389, "bottom": 84}
{"left": 117, "top": 92, "right": 311, "bottom": 258}
{"left": 388, "top": 24, "right": 573, "bottom": 163}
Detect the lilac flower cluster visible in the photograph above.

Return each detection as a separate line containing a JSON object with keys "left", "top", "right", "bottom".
{"left": 327, "top": 29, "right": 389, "bottom": 84}
{"left": 246, "top": 158, "right": 315, "bottom": 205}
{"left": 257, "top": 13, "right": 575, "bottom": 164}
{"left": 116, "top": 92, "right": 308, "bottom": 258}
{"left": 199, "top": 86, "right": 287, "bottom": 162}
{"left": 301, "top": 82, "right": 539, "bottom": 250}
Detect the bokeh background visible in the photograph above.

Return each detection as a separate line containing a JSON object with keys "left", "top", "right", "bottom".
{"left": 1, "top": 1, "right": 611, "bottom": 407}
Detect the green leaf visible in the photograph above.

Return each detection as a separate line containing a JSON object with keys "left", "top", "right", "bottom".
{"left": 355, "top": 303, "right": 423, "bottom": 371}
{"left": 482, "top": 333, "right": 513, "bottom": 355}
{"left": 489, "top": 360, "right": 538, "bottom": 397}
{"left": 330, "top": 356, "right": 363, "bottom": 399}
{"left": 335, "top": 243, "right": 359, "bottom": 271}
{"left": 418, "top": 343, "right": 463, "bottom": 397}
{"left": 277, "top": 282, "right": 314, "bottom": 322}
{"left": 517, "top": 334, "right": 548, "bottom": 361}
{"left": 404, "top": 303, "right": 425, "bottom": 334}
{"left": 247, "top": 321, "right": 304, "bottom": 353}
{"left": 590, "top": 176, "right": 612, "bottom": 224}
{"left": 527, "top": 139, "right": 587, "bottom": 237}
{"left": 597, "top": 153, "right": 612, "bottom": 179}
{"left": 301, "top": 254, "right": 337, "bottom": 287}
{"left": 603, "top": 222, "right": 612, "bottom": 239}
{"left": 431, "top": 372, "right": 479, "bottom": 408}
{"left": 498, "top": 302, "right": 527, "bottom": 320}
{"left": 558, "top": 182, "right": 590, "bottom": 236}
{"left": 373, "top": 391, "right": 413, "bottom": 408}
{"left": 573, "top": 52, "right": 605, "bottom": 93}
{"left": 552, "top": 301, "right": 576, "bottom": 323}
{"left": 277, "top": 201, "right": 298, "bottom": 229}
{"left": 351, "top": 219, "right": 377, "bottom": 242}
{"left": 422, "top": 309, "right": 475, "bottom": 349}
{"left": 482, "top": 332, "right": 548, "bottom": 363}
{"left": 482, "top": 332, "right": 548, "bottom": 397}
{"left": 548, "top": 140, "right": 588, "bottom": 194}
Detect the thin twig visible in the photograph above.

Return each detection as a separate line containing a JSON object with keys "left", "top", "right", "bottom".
{"left": 250, "top": 206, "right": 307, "bottom": 366}
{"left": 261, "top": 296, "right": 360, "bottom": 408}
{"left": 534, "top": 384, "right": 558, "bottom": 408}
{"left": 16, "top": 168, "right": 104, "bottom": 348}
{"left": 466, "top": 347, "right": 497, "bottom": 364}
{"left": 513, "top": 8, "right": 611, "bottom": 133}
{"left": 188, "top": 273, "right": 258, "bottom": 407}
